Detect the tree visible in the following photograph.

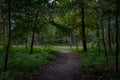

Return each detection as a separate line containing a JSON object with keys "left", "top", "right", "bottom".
{"left": 4, "top": 0, "right": 11, "bottom": 71}
{"left": 115, "top": 0, "right": 119, "bottom": 74}
{"left": 94, "top": 0, "right": 101, "bottom": 54}
{"left": 107, "top": 11, "right": 112, "bottom": 50}
{"left": 100, "top": 15, "right": 108, "bottom": 62}
{"left": 81, "top": 1, "right": 87, "bottom": 52}
{"left": 30, "top": 11, "right": 39, "bottom": 54}
{"left": 0, "top": 2, "right": 6, "bottom": 50}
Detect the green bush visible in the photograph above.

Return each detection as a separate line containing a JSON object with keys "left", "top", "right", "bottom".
{"left": 80, "top": 47, "right": 120, "bottom": 76}
{"left": 0, "top": 47, "right": 58, "bottom": 80}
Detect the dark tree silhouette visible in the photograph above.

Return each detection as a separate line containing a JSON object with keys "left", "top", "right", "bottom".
{"left": 4, "top": 0, "right": 12, "bottom": 71}
{"left": 30, "top": 11, "right": 39, "bottom": 54}
{"left": 107, "top": 12, "right": 112, "bottom": 50}
{"left": 96, "top": 9, "right": 100, "bottom": 54}
{"left": 115, "top": 0, "right": 119, "bottom": 74}
{"left": 101, "top": 16, "right": 108, "bottom": 62}
{"left": 81, "top": 5, "right": 87, "bottom": 52}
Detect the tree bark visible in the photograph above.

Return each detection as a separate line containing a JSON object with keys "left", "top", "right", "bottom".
{"left": 25, "top": 36, "right": 28, "bottom": 49}
{"left": 101, "top": 17, "right": 108, "bottom": 62}
{"left": 30, "top": 11, "right": 39, "bottom": 54}
{"left": 1, "top": 7, "right": 6, "bottom": 50}
{"left": 96, "top": 10, "right": 100, "bottom": 54}
{"left": 41, "top": 36, "right": 44, "bottom": 45}
{"left": 75, "top": 29, "right": 78, "bottom": 51}
{"left": 4, "top": 0, "right": 12, "bottom": 71}
{"left": 115, "top": 0, "right": 119, "bottom": 74}
{"left": 81, "top": 6, "right": 87, "bottom": 52}
{"left": 108, "top": 12, "right": 112, "bottom": 50}
{"left": 69, "top": 35, "right": 72, "bottom": 49}
{"left": 30, "top": 30, "right": 35, "bottom": 54}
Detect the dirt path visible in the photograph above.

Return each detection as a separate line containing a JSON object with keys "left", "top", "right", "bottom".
{"left": 25, "top": 49, "right": 80, "bottom": 80}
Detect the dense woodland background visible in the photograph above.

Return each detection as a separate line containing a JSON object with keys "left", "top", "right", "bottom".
{"left": 0, "top": 0, "right": 120, "bottom": 80}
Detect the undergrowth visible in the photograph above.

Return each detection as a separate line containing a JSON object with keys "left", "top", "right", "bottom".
{"left": 0, "top": 46, "right": 58, "bottom": 80}
{"left": 80, "top": 47, "right": 120, "bottom": 80}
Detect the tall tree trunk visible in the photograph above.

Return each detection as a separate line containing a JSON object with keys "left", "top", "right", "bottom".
{"left": 30, "top": 11, "right": 39, "bottom": 54}
{"left": 4, "top": 0, "right": 11, "bottom": 71}
{"left": 108, "top": 12, "right": 112, "bottom": 50}
{"left": 41, "top": 36, "right": 44, "bottom": 45}
{"left": 30, "top": 30, "right": 35, "bottom": 54}
{"left": 96, "top": 10, "right": 100, "bottom": 54}
{"left": 115, "top": 0, "right": 119, "bottom": 74}
{"left": 101, "top": 17, "right": 108, "bottom": 62}
{"left": 1, "top": 7, "right": 6, "bottom": 50}
{"left": 69, "top": 35, "right": 72, "bottom": 49}
{"left": 81, "top": 6, "right": 87, "bottom": 52}
{"left": 111, "top": 27, "right": 115, "bottom": 44}
{"left": 25, "top": 36, "right": 28, "bottom": 49}
{"left": 75, "top": 29, "right": 78, "bottom": 51}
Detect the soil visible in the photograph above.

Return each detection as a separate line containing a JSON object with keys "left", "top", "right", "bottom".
{"left": 17, "top": 49, "right": 120, "bottom": 80}
{"left": 24, "top": 49, "right": 80, "bottom": 80}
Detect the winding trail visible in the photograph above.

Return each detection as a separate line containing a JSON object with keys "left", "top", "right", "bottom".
{"left": 26, "top": 49, "right": 80, "bottom": 80}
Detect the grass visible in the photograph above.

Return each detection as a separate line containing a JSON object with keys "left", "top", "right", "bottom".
{"left": 0, "top": 45, "right": 82, "bottom": 80}
{"left": 0, "top": 46, "right": 58, "bottom": 80}
{"left": 80, "top": 47, "right": 119, "bottom": 68}
{"left": 52, "top": 45, "right": 82, "bottom": 51}
{"left": 1, "top": 45, "right": 119, "bottom": 80}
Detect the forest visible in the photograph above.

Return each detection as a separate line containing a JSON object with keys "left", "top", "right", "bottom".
{"left": 0, "top": 0, "right": 120, "bottom": 80}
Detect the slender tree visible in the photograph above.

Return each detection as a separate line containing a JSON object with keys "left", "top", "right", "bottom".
{"left": 115, "top": 0, "right": 119, "bottom": 74}
{"left": 75, "top": 28, "right": 78, "bottom": 51}
{"left": 107, "top": 11, "right": 112, "bottom": 50}
{"left": 81, "top": 1, "right": 87, "bottom": 52}
{"left": 1, "top": 6, "right": 6, "bottom": 50}
{"left": 101, "top": 16, "right": 108, "bottom": 62}
{"left": 30, "top": 10, "right": 39, "bottom": 54}
{"left": 69, "top": 35, "right": 72, "bottom": 49}
{"left": 98, "top": 0, "right": 108, "bottom": 62}
{"left": 96, "top": 9, "right": 100, "bottom": 54}
{"left": 4, "top": 0, "right": 11, "bottom": 71}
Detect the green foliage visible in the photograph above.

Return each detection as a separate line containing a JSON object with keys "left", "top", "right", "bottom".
{"left": 0, "top": 0, "right": 119, "bottom": 79}
{"left": 79, "top": 46, "right": 120, "bottom": 79}
{"left": 0, "top": 47, "right": 58, "bottom": 80}
{"left": 80, "top": 48, "right": 118, "bottom": 70}
{"left": 81, "top": 50, "right": 105, "bottom": 68}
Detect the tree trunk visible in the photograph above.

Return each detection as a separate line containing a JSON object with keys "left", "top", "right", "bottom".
{"left": 30, "top": 30, "right": 35, "bottom": 54}
{"left": 108, "top": 12, "right": 112, "bottom": 50}
{"left": 101, "top": 17, "right": 108, "bottom": 62}
{"left": 4, "top": 0, "right": 11, "bottom": 71}
{"left": 30, "top": 11, "right": 39, "bottom": 54}
{"left": 69, "top": 35, "right": 72, "bottom": 49}
{"left": 115, "top": 0, "right": 119, "bottom": 74}
{"left": 96, "top": 10, "right": 100, "bottom": 54}
{"left": 1, "top": 7, "right": 6, "bottom": 50}
{"left": 41, "top": 36, "right": 44, "bottom": 45}
{"left": 25, "top": 36, "right": 28, "bottom": 49}
{"left": 81, "top": 6, "right": 87, "bottom": 52}
{"left": 75, "top": 29, "right": 78, "bottom": 51}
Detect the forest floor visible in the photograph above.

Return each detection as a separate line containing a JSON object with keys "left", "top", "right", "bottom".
{"left": 18, "top": 48, "right": 120, "bottom": 80}
{"left": 23, "top": 49, "right": 80, "bottom": 80}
